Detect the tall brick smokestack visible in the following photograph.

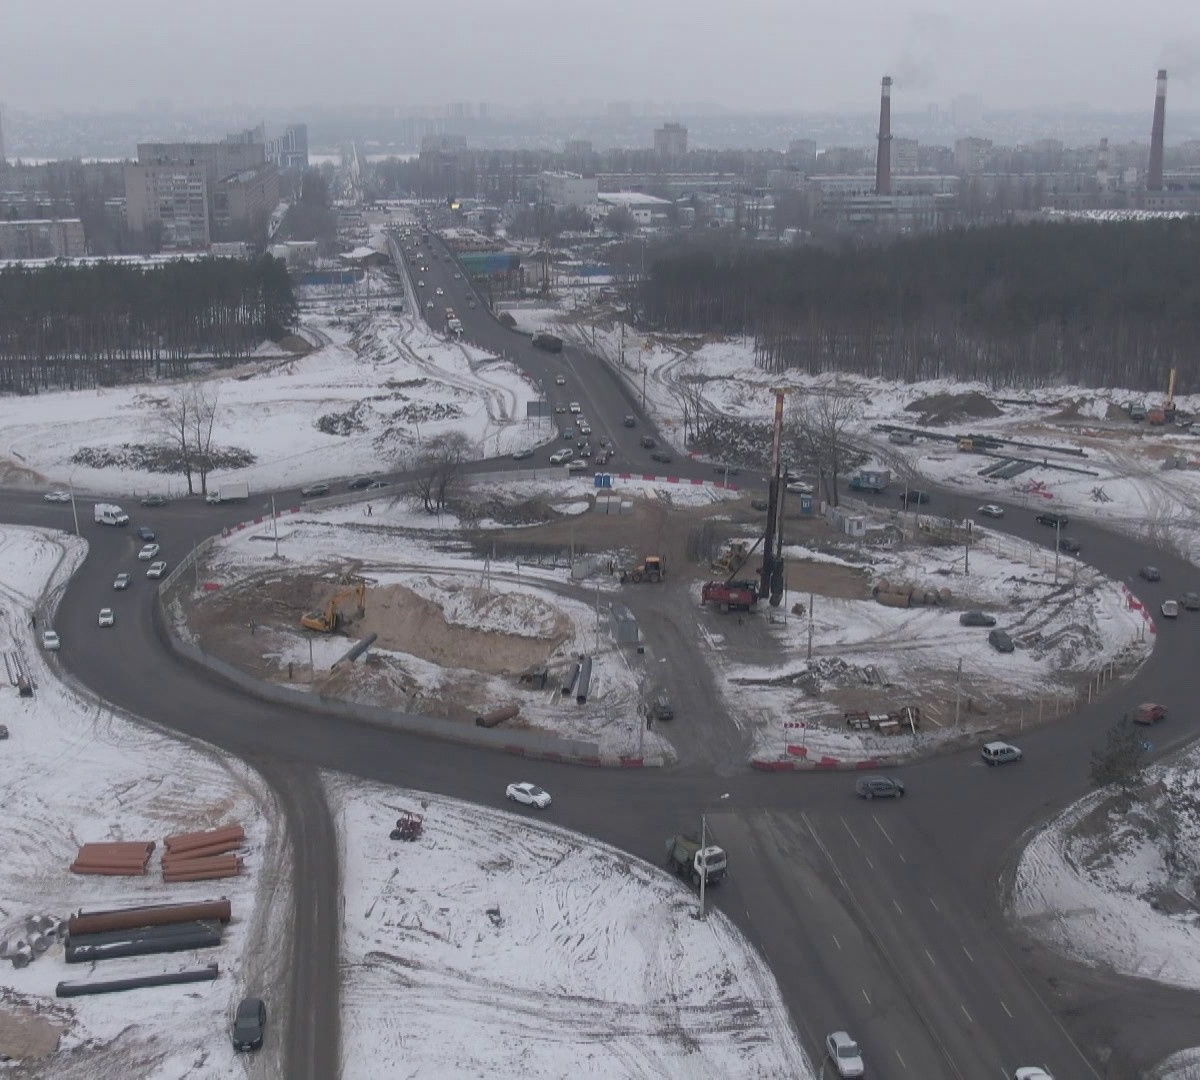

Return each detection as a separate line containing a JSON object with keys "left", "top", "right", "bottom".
{"left": 1148, "top": 69, "right": 1167, "bottom": 191}
{"left": 875, "top": 76, "right": 893, "bottom": 196}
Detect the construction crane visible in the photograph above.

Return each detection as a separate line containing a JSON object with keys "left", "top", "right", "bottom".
{"left": 301, "top": 582, "right": 366, "bottom": 634}
{"left": 1149, "top": 368, "right": 1178, "bottom": 425}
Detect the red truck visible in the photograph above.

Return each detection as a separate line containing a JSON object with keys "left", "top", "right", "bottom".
{"left": 702, "top": 580, "right": 758, "bottom": 612}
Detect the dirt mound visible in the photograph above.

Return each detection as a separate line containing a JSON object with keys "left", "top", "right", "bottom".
{"left": 277, "top": 334, "right": 312, "bottom": 354}
{"left": 904, "top": 391, "right": 1002, "bottom": 426}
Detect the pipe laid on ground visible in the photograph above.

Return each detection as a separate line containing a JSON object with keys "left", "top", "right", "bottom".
{"left": 57, "top": 962, "right": 219, "bottom": 998}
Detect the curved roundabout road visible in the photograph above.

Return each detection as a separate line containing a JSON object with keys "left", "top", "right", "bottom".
{"left": 6, "top": 246, "right": 1200, "bottom": 1078}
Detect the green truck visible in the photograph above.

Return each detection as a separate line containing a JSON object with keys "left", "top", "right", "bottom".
{"left": 665, "top": 835, "right": 728, "bottom": 888}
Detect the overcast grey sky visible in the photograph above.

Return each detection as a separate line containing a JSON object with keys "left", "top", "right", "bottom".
{"left": 4, "top": 0, "right": 1198, "bottom": 113}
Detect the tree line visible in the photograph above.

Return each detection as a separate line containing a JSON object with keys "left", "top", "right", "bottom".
{"left": 0, "top": 257, "right": 298, "bottom": 395}
{"left": 637, "top": 221, "right": 1200, "bottom": 392}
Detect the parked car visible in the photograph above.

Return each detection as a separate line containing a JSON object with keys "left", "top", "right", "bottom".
{"left": 137, "top": 543, "right": 160, "bottom": 561}
{"left": 825, "top": 1031, "right": 865, "bottom": 1078}
{"left": 365, "top": 480, "right": 390, "bottom": 491}
{"left": 146, "top": 561, "right": 168, "bottom": 579}
{"left": 1182, "top": 592, "right": 1200, "bottom": 611}
{"left": 98, "top": 608, "right": 115, "bottom": 628}
{"left": 855, "top": 775, "right": 906, "bottom": 799}
{"left": 713, "top": 464, "right": 741, "bottom": 476}
{"left": 505, "top": 782, "right": 551, "bottom": 808}
{"left": 988, "top": 628, "right": 1015, "bottom": 653}
{"left": 347, "top": 476, "right": 375, "bottom": 490}
{"left": 137, "top": 526, "right": 156, "bottom": 542}
{"left": 650, "top": 451, "right": 673, "bottom": 464}
{"left": 140, "top": 495, "right": 167, "bottom": 507}
{"left": 232, "top": 996, "right": 267, "bottom": 1052}
{"left": 1014, "top": 1069, "right": 1054, "bottom": 1080}
{"left": 1131, "top": 702, "right": 1167, "bottom": 725}
{"left": 640, "top": 435, "right": 657, "bottom": 449}
{"left": 977, "top": 504, "right": 1005, "bottom": 518}
{"left": 43, "top": 490, "right": 70, "bottom": 503}
{"left": 959, "top": 611, "right": 997, "bottom": 627}
{"left": 651, "top": 695, "right": 674, "bottom": 721}
{"left": 1139, "top": 566, "right": 1161, "bottom": 582}
{"left": 1161, "top": 599, "right": 1180, "bottom": 618}
{"left": 981, "top": 741, "right": 1023, "bottom": 766}
{"left": 42, "top": 630, "right": 61, "bottom": 651}
{"left": 623, "top": 415, "right": 636, "bottom": 427}
{"left": 549, "top": 450, "right": 573, "bottom": 465}
{"left": 300, "top": 482, "right": 330, "bottom": 497}
{"left": 1058, "top": 537, "right": 1082, "bottom": 555}
{"left": 511, "top": 448, "right": 534, "bottom": 461}
{"left": 113, "top": 573, "right": 131, "bottom": 590}
{"left": 1036, "top": 511, "right": 1069, "bottom": 528}
{"left": 899, "top": 489, "right": 930, "bottom": 506}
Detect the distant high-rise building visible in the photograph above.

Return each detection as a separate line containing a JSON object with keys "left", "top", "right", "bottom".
{"left": 124, "top": 162, "right": 210, "bottom": 249}
{"left": 926, "top": 103, "right": 940, "bottom": 125}
{"left": 787, "top": 139, "right": 817, "bottom": 170}
{"left": 0, "top": 102, "right": 6, "bottom": 165}
{"left": 654, "top": 122, "right": 687, "bottom": 158}
{"left": 564, "top": 139, "right": 593, "bottom": 157}
{"left": 0, "top": 218, "right": 86, "bottom": 259}
{"left": 892, "top": 138, "right": 919, "bottom": 175}
{"left": 951, "top": 94, "right": 983, "bottom": 132}
{"left": 478, "top": 102, "right": 488, "bottom": 120}
{"left": 268, "top": 124, "right": 309, "bottom": 171}
{"left": 953, "top": 136, "right": 993, "bottom": 174}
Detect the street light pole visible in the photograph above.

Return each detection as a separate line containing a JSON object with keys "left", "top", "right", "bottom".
{"left": 68, "top": 476, "right": 80, "bottom": 537}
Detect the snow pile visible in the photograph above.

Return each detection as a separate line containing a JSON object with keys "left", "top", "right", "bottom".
{"left": 1013, "top": 745, "right": 1200, "bottom": 991}
{"left": 403, "top": 573, "right": 563, "bottom": 638}
{"left": 0, "top": 527, "right": 284, "bottom": 1079}
{"left": 330, "top": 778, "right": 814, "bottom": 1080}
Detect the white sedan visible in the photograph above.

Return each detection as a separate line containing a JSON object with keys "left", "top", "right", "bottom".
{"left": 43, "top": 490, "right": 71, "bottom": 503}
{"left": 146, "top": 561, "right": 168, "bottom": 579}
{"left": 98, "top": 608, "right": 115, "bottom": 628}
{"left": 137, "top": 543, "right": 161, "bottom": 560}
{"left": 42, "top": 630, "right": 61, "bottom": 651}
{"left": 1161, "top": 599, "right": 1179, "bottom": 618}
{"left": 825, "top": 1031, "right": 864, "bottom": 1078}
{"left": 978, "top": 504, "right": 1005, "bottom": 518}
{"left": 505, "top": 782, "right": 552, "bottom": 809}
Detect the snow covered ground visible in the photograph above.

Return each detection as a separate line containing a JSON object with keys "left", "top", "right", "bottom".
{"left": 328, "top": 775, "right": 814, "bottom": 1079}
{"left": 0, "top": 296, "right": 543, "bottom": 496}
{"left": 193, "top": 489, "right": 676, "bottom": 758}
{"left": 0, "top": 526, "right": 286, "bottom": 1078}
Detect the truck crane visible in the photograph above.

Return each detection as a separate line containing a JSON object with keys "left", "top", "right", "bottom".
{"left": 300, "top": 582, "right": 367, "bottom": 633}
{"left": 1149, "top": 368, "right": 1178, "bottom": 425}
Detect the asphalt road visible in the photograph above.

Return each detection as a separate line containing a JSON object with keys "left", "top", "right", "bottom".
{"left": 5, "top": 230, "right": 1199, "bottom": 1078}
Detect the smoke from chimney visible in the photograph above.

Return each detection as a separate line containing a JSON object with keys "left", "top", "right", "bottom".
{"left": 1148, "top": 69, "right": 1167, "bottom": 191}
{"left": 875, "top": 76, "right": 893, "bottom": 196}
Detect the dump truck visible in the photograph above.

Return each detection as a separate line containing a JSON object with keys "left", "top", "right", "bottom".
{"left": 665, "top": 835, "right": 727, "bottom": 888}
{"left": 849, "top": 469, "right": 891, "bottom": 493}
{"left": 621, "top": 556, "right": 664, "bottom": 584}
{"left": 701, "top": 580, "right": 758, "bottom": 612}
{"left": 205, "top": 481, "right": 249, "bottom": 504}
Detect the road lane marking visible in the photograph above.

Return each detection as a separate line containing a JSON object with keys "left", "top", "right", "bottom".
{"left": 861, "top": 988, "right": 872, "bottom": 1005}
{"left": 960, "top": 1003, "right": 974, "bottom": 1024}
{"left": 895, "top": 1049, "right": 908, "bottom": 1070}
{"left": 1000, "top": 1000, "right": 1013, "bottom": 1019}
{"left": 925, "top": 948, "right": 936, "bottom": 965}
{"left": 841, "top": 818, "right": 862, "bottom": 849}
{"left": 892, "top": 899, "right": 903, "bottom": 916}
{"left": 831, "top": 934, "right": 842, "bottom": 950}
{"left": 897, "top": 850, "right": 907, "bottom": 864}
{"left": 865, "top": 855, "right": 874, "bottom": 870}
{"left": 962, "top": 945, "right": 975, "bottom": 963}
{"left": 873, "top": 818, "right": 895, "bottom": 846}
{"left": 929, "top": 896, "right": 941, "bottom": 913}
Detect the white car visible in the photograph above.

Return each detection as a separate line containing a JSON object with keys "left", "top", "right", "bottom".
{"left": 113, "top": 573, "right": 131, "bottom": 590}
{"left": 42, "top": 630, "right": 61, "bottom": 651}
{"left": 453, "top": 272, "right": 461, "bottom": 279}
{"left": 417, "top": 280, "right": 425, "bottom": 287}
{"left": 566, "top": 460, "right": 588, "bottom": 473}
{"left": 578, "top": 422, "right": 592, "bottom": 435}
{"left": 435, "top": 287, "right": 444, "bottom": 296}
{"left": 549, "top": 449, "right": 574, "bottom": 465}
{"left": 569, "top": 402, "right": 581, "bottom": 414}
{"left": 98, "top": 608, "right": 115, "bottom": 628}
{"left": 981, "top": 741, "right": 1023, "bottom": 766}
{"left": 146, "top": 561, "right": 168, "bottom": 579}
{"left": 1014, "top": 1070, "right": 1054, "bottom": 1080}
{"left": 978, "top": 504, "right": 1005, "bottom": 518}
{"left": 506, "top": 782, "right": 551, "bottom": 808}
{"left": 43, "top": 490, "right": 71, "bottom": 503}
{"left": 555, "top": 375, "right": 566, "bottom": 385}
{"left": 825, "top": 1031, "right": 864, "bottom": 1078}
{"left": 1161, "top": 599, "right": 1180, "bottom": 618}
{"left": 137, "top": 543, "right": 160, "bottom": 560}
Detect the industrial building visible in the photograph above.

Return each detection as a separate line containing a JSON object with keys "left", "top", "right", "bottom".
{"left": 539, "top": 171, "right": 598, "bottom": 208}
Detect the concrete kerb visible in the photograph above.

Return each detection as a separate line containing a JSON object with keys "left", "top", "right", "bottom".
{"left": 752, "top": 756, "right": 903, "bottom": 773}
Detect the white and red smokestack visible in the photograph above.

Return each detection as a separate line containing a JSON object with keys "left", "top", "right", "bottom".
{"left": 1148, "top": 69, "right": 1167, "bottom": 191}
{"left": 875, "top": 76, "right": 893, "bottom": 196}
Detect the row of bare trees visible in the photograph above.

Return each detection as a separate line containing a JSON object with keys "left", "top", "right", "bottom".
{"left": 157, "top": 384, "right": 222, "bottom": 496}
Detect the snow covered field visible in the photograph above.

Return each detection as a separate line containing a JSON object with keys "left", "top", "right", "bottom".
{"left": 328, "top": 776, "right": 814, "bottom": 1080}
{"left": 0, "top": 299, "right": 542, "bottom": 496}
{"left": 0, "top": 526, "right": 286, "bottom": 1078}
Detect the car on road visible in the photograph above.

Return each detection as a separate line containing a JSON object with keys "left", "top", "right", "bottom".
{"left": 1183, "top": 591, "right": 1200, "bottom": 611}
{"left": 981, "top": 741, "right": 1022, "bottom": 766}
{"left": 569, "top": 402, "right": 581, "bottom": 414}
{"left": 113, "top": 573, "right": 131, "bottom": 590}
{"left": 1131, "top": 702, "right": 1167, "bottom": 725}
{"left": 366, "top": 480, "right": 390, "bottom": 491}
{"left": 650, "top": 451, "right": 673, "bottom": 464}
{"left": 300, "top": 482, "right": 330, "bottom": 497}
{"left": 977, "top": 504, "right": 1005, "bottom": 518}
{"left": 417, "top": 279, "right": 425, "bottom": 288}
{"left": 506, "top": 782, "right": 551, "bottom": 808}
{"left": 1013, "top": 1069, "right": 1054, "bottom": 1080}
{"left": 42, "top": 630, "right": 60, "bottom": 651}
{"left": 639, "top": 435, "right": 657, "bottom": 449}
{"left": 137, "top": 526, "right": 156, "bottom": 542}
{"left": 555, "top": 374, "right": 566, "bottom": 385}
{"left": 825, "top": 1031, "right": 864, "bottom": 1077}
{"left": 43, "top": 490, "right": 70, "bottom": 503}
{"left": 435, "top": 287, "right": 444, "bottom": 296}
{"left": 1057, "top": 537, "right": 1082, "bottom": 555}
{"left": 137, "top": 543, "right": 160, "bottom": 561}
{"left": 425, "top": 300, "right": 434, "bottom": 311}
{"left": 959, "top": 611, "right": 997, "bottom": 627}
{"left": 561, "top": 428, "right": 575, "bottom": 441}
{"left": 855, "top": 775, "right": 905, "bottom": 799}
{"left": 1036, "top": 511, "right": 1069, "bottom": 528}
{"left": 578, "top": 422, "right": 592, "bottom": 435}
{"left": 232, "top": 996, "right": 267, "bottom": 1052}
{"left": 1139, "top": 565, "right": 1161, "bottom": 582}
{"left": 1161, "top": 599, "right": 1180, "bottom": 618}
{"left": 713, "top": 464, "right": 741, "bottom": 476}
{"left": 549, "top": 450, "right": 573, "bottom": 465}
{"left": 468, "top": 298, "right": 477, "bottom": 308}
{"left": 146, "top": 561, "right": 167, "bottom": 579}
{"left": 140, "top": 495, "right": 166, "bottom": 507}
{"left": 554, "top": 404, "right": 567, "bottom": 414}
{"left": 511, "top": 448, "right": 534, "bottom": 461}
{"left": 347, "top": 476, "right": 376, "bottom": 490}
{"left": 578, "top": 443, "right": 592, "bottom": 458}
{"left": 988, "top": 628, "right": 1015, "bottom": 653}
{"left": 453, "top": 271, "right": 461, "bottom": 279}
{"left": 98, "top": 608, "right": 115, "bottom": 628}
{"left": 566, "top": 459, "right": 588, "bottom": 473}
{"left": 594, "top": 449, "right": 612, "bottom": 466}
{"left": 623, "top": 415, "right": 636, "bottom": 427}
{"left": 899, "top": 489, "right": 930, "bottom": 506}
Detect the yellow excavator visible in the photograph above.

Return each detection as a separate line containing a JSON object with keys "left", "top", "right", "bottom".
{"left": 301, "top": 582, "right": 366, "bottom": 633}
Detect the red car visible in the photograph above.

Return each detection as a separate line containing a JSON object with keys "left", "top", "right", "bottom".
{"left": 1132, "top": 702, "right": 1167, "bottom": 725}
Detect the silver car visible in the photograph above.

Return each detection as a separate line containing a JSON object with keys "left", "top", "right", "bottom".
{"left": 505, "top": 782, "right": 551, "bottom": 808}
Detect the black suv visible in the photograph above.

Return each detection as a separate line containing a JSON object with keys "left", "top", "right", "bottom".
{"left": 899, "top": 489, "right": 929, "bottom": 506}
{"left": 959, "top": 611, "right": 997, "bottom": 627}
{"left": 855, "top": 775, "right": 905, "bottom": 799}
{"left": 640, "top": 435, "right": 657, "bottom": 449}
{"left": 1058, "top": 537, "right": 1082, "bottom": 555}
{"left": 1036, "top": 512, "right": 1069, "bottom": 528}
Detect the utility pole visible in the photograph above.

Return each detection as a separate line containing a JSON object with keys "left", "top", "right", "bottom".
{"left": 964, "top": 530, "right": 969, "bottom": 576}
{"left": 68, "top": 479, "right": 80, "bottom": 537}
{"left": 699, "top": 811, "right": 709, "bottom": 920}
{"left": 271, "top": 494, "right": 280, "bottom": 559}
{"left": 309, "top": 634, "right": 315, "bottom": 685}
{"left": 955, "top": 657, "right": 963, "bottom": 726}
{"left": 807, "top": 593, "right": 814, "bottom": 660}
{"left": 1054, "top": 519, "right": 1061, "bottom": 582}
{"left": 641, "top": 367, "right": 647, "bottom": 410}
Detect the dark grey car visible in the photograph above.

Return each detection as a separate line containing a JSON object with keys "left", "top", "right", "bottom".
{"left": 232, "top": 997, "right": 266, "bottom": 1052}
{"left": 1139, "top": 566, "right": 1161, "bottom": 582}
{"left": 855, "top": 775, "right": 905, "bottom": 799}
{"left": 959, "top": 611, "right": 997, "bottom": 627}
{"left": 988, "top": 628, "right": 1015, "bottom": 653}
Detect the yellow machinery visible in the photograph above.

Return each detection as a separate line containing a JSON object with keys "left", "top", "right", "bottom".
{"left": 301, "top": 582, "right": 366, "bottom": 633}
{"left": 711, "top": 541, "right": 749, "bottom": 573}
{"left": 626, "top": 556, "right": 665, "bottom": 584}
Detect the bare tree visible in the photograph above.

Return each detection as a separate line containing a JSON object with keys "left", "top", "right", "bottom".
{"left": 411, "top": 432, "right": 475, "bottom": 515}
{"left": 189, "top": 384, "right": 220, "bottom": 496}
{"left": 788, "top": 382, "right": 859, "bottom": 506}
{"left": 158, "top": 386, "right": 194, "bottom": 495}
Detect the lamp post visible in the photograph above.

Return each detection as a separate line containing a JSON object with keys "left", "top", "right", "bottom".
{"left": 68, "top": 473, "right": 80, "bottom": 537}
{"left": 699, "top": 793, "right": 730, "bottom": 920}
